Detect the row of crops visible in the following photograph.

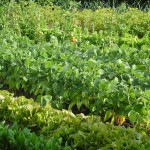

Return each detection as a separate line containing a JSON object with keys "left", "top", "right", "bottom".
{"left": 0, "top": 1, "right": 150, "bottom": 149}
{"left": 0, "top": 90, "right": 150, "bottom": 149}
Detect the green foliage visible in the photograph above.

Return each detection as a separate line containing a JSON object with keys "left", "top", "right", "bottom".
{"left": 0, "top": 2, "right": 149, "bottom": 42}
{"left": 0, "top": 3, "right": 150, "bottom": 148}
{"left": 1, "top": 0, "right": 149, "bottom": 10}
{"left": 0, "top": 90, "right": 150, "bottom": 149}
{"left": 0, "top": 0, "right": 80, "bottom": 9}
{"left": 0, "top": 2, "right": 150, "bottom": 129}
{"left": 0, "top": 122, "right": 68, "bottom": 150}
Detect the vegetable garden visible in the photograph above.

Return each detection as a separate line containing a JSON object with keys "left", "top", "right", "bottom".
{"left": 0, "top": 0, "right": 150, "bottom": 149}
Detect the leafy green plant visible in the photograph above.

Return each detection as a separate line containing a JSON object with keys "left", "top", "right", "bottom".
{"left": 0, "top": 122, "right": 70, "bottom": 150}
{"left": 0, "top": 1, "right": 150, "bottom": 139}
{"left": 0, "top": 90, "right": 150, "bottom": 150}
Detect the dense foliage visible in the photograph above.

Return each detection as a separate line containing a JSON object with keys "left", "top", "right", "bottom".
{"left": 0, "top": 90, "right": 150, "bottom": 149}
{"left": 0, "top": 123, "right": 68, "bottom": 150}
{"left": 0, "top": 1, "right": 150, "bottom": 148}
{"left": 1, "top": 0, "right": 149, "bottom": 9}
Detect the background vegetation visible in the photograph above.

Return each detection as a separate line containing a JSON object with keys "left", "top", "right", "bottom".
{"left": 1, "top": 0, "right": 149, "bottom": 9}
{"left": 0, "top": 0, "right": 150, "bottom": 149}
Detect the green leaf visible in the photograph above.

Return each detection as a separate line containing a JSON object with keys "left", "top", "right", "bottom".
{"left": 0, "top": 84, "right": 3, "bottom": 88}
{"left": 104, "top": 110, "right": 112, "bottom": 122}
{"left": 128, "top": 110, "right": 138, "bottom": 124}
{"left": 8, "top": 129, "right": 15, "bottom": 139}
{"left": 63, "top": 146, "right": 72, "bottom": 150}
{"left": 98, "top": 69, "right": 105, "bottom": 75}
{"left": 45, "top": 61, "right": 52, "bottom": 68}
{"left": 68, "top": 102, "right": 76, "bottom": 111}
{"left": 23, "top": 76, "right": 28, "bottom": 82}
{"left": 44, "top": 138, "right": 61, "bottom": 150}
{"left": 82, "top": 100, "right": 89, "bottom": 108}
{"left": 76, "top": 101, "right": 83, "bottom": 110}
{"left": 9, "top": 81, "right": 15, "bottom": 89}
{"left": 43, "top": 95, "right": 52, "bottom": 102}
